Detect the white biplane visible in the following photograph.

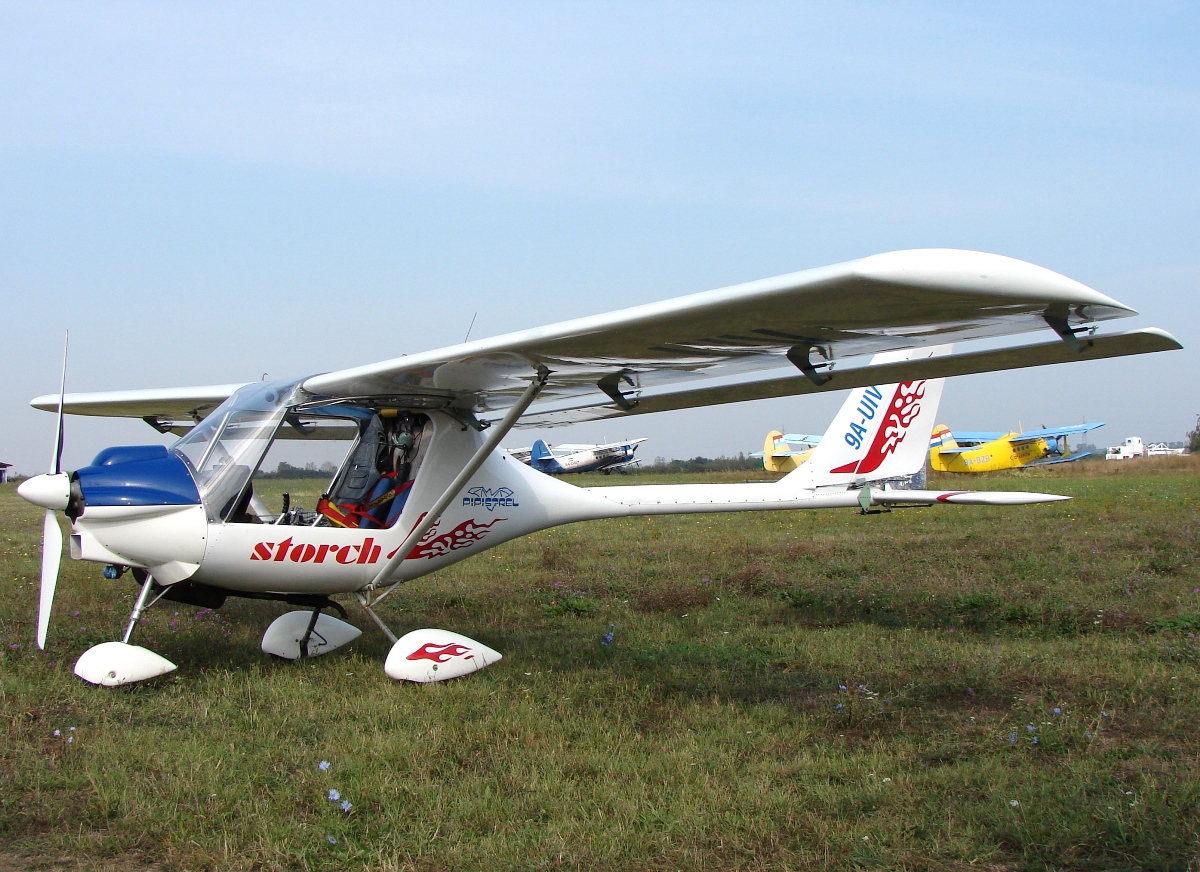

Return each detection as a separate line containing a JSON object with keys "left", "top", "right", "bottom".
{"left": 17, "top": 249, "right": 1181, "bottom": 686}
{"left": 508, "top": 437, "right": 647, "bottom": 474}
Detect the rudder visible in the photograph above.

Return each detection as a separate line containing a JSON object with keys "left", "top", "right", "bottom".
{"left": 784, "top": 345, "right": 951, "bottom": 489}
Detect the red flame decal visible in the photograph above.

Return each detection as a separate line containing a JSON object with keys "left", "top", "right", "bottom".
{"left": 406, "top": 517, "right": 505, "bottom": 560}
{"left": 406, "top": 642, "right": 472, "bottom": 663}
{"left": 831, "top": 380, "right": 926, "bottom": 475}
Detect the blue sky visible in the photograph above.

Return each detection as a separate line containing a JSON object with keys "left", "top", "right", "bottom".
{"left": 2, "top": 2, "right": 1197, "bottom": 474}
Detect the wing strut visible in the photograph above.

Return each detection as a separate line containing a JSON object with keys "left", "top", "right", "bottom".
{"left": 362, "top": 365, "right": 551, "bottom": 603}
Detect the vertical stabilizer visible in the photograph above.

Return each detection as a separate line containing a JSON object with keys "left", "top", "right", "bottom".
{"left": 784, "top": 345, "right": 951, "bottom": 489}
{"left": 762, "top": 431, "right": 786, "bottom": 472}
{"left": 530, "top": 440, "right": 561, "bottom": 474}
{"left": 930, "top": 425, "right": 958, "bottom": 451}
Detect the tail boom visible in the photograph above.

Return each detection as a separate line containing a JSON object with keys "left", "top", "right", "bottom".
{"left": 584, "top": 482, "right": 1069, "bottom": 516}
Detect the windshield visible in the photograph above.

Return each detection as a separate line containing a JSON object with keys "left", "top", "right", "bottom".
{"left": 172, "top": 378, "right": 304, "bottom": 521}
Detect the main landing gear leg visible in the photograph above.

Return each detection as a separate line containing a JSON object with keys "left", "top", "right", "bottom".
{"left": 122, "top": 569, "right": 158, "bottom": 643}
{"left": 297, "top": 607, "right": 322, "bottom": 659}
{"left": 294, "top": 602, "right": 355, "bottom": 659}
{"left": 260, "top": 598, "right": 359, "bottom": 660}
{"left": 355, "top": 593, "right": 399, "bottom": 644}
{"left": 75, "top": 569, "right": 178, "bottom": 687}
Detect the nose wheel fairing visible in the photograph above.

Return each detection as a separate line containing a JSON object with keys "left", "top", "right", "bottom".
{"left": 74, "top": 642, "right": 177, "bottom": 687}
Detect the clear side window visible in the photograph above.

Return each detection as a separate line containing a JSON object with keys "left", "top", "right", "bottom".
{"left": 240, "top": 408, "right": 431, "bottom": 529}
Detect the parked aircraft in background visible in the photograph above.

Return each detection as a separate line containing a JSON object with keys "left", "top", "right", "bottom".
{"left": 509, "top": 438, "right": 647, "bottom": 474}
{"left": 1146, "top": 442, "right": 1186, "bottom": 457}
{"left": 929, "top": 422, "right": 1104, "bottom": 472}
{"left": 15, "top": 249, "right": 1182, "bottom": 687}
{"left": 752, "top": 431, "right": 822, "bottom": 472}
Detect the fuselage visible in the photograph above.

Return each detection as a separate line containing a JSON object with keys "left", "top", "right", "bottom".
{"left": 54, "top": 385, "right": 832, "bottom": 599}
{"left": 929, "top": 434, "right": 1050, "bottom": 472}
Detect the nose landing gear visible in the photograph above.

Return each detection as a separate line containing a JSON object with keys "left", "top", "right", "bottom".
{"left": 75, "top": 570, "right": 179, "bottom": 686}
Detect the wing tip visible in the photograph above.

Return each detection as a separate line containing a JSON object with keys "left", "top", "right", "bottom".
{"left": 852, "top": 249, "right": 1136, "bottom": 318}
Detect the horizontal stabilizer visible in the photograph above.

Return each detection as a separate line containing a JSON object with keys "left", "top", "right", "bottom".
{"left": 870, "top": 489, "right": 1070, "bottom": 506}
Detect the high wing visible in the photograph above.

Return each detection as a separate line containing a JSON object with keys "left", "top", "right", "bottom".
{"left": 30, "top": 383, "right": 248, "bottom": 430}
{"left": 600, "top": 438, "right": 648, "bottom": 450}
{"left": 511, "top": 328, "right": 1179, "bottom": 428}
{"left": 1009, "top": 422, "right": 1105, "bottom": 445}
{"left": 32, "top": 250, "right": 1181, "bottom": 428}
{"left": 781, "top": 434, "right": 822, "bottom": 444}
{"left": 948, "top": 431, "right": 1008, "bottom": 445}
{"left": 301, "top": 248, "right": 1136, "bottom": 410}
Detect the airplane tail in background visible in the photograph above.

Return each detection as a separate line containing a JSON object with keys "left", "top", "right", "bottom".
{"left": 764, "top": 431, "right": 783, "bottom": 457}
{"left": 929, "top": 425, "right": 958, "bottom": 451}
{"left": 784, "top": 345, "right": 951, "bottom": 490}
{"left": 529, "top": 439, "right": 561, "bottom": 474}
{"left": 762, "top": 431, "right": 789, "bottom": 473}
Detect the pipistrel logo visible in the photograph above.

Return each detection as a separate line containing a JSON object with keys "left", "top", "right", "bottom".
{"left": 462, "top": 486, "right": 519, "bottom": 511}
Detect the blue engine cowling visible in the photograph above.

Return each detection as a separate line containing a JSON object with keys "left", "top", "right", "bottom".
{"left": 74, "top": 445, "right": 202, "bottom": 508}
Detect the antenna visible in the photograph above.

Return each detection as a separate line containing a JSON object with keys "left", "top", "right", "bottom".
{"left": 464, "top": 312, "right": 478, "bottom": 343}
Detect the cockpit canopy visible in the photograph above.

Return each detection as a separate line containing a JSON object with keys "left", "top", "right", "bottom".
{"left": 171, "top": 379, "right": 306, "bottom": 521}
{"left": 169, "top": 378, "right": 430, "bottom": 527}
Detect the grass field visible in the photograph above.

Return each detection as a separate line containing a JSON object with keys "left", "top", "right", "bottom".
{"left": 1, "top": 458, "right": 1198, "bottom": 870}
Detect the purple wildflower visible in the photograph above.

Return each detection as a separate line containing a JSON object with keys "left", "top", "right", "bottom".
{"left": 319, "top": 760, "right": 330, "bottom": 771}
{"left": 328, "top": 789, "right": 340, "bottom": 802}
{"left": 340, "top": 800, "right": 352, "bottom": 812}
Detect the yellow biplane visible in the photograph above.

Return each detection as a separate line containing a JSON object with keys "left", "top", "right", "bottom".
{"left": 928, "top": 423, "right": 1104, "bottom": 472}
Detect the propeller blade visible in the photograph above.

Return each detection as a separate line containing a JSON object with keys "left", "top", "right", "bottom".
{"left": 37, "top": 509, "right": 63, "bottom": 649}
{"left": 51, "top": 331, "right": 68, "bottom": 475}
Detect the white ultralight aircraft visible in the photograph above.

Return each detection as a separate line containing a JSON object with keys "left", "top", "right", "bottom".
{"left": 17, "top": 249, "right": 1181, "bottom": 686}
